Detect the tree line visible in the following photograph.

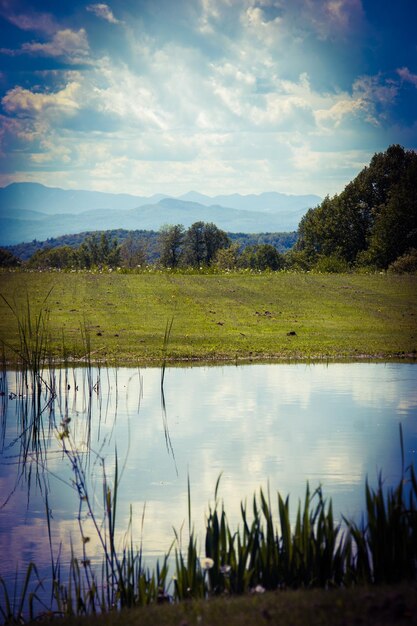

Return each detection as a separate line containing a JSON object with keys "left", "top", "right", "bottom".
{"left": 0, "top": 223, "right": 289, "bottom": 271}
{"left": 294, "top": 144, "right": 417, "bottom": 272}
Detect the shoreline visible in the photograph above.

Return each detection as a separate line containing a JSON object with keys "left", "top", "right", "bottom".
{"left": 2, "top": 351, "right": 417, "bottom": 369}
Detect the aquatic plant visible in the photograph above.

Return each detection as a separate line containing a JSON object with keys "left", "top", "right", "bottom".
{"left": 1, "top": 451, "right": 416, "bottom": 622}
{"left": 160, "top": 316, "right": 174, "bottom": 390}
{"left": 345, "top": 427, "right": 417, "bottom": 584}
{"left": 202, "top": 480, "right": 351, "bottom": 595}
{"left": 0, "top": 562, "right": 44, "bottom": 624}
{"left": 46, "top": 435, "right": 171, "bottom": 617}
{"left": 0, "top": 291, "right": 54, "bottom": 382}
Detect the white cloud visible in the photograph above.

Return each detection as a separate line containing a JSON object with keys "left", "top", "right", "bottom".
{"left": 30, "top": 141, "right": 72, "bottom": 165}
{"left": 397, "top": 67, "right": 417, "bottom": 88}
{"left": 289, "top": 143, "right": 372, "bottom": 181}
{"left": 2, "top": 82, "right": 81, "bottom": 116}
{"left": 288, "top": 0, "right": 365, "bottom": 40}
{"left": 241, "top": 4, "right": 284, "bottom": 48}
{"left": 0, "top": 40, "right": 382, "bottom": 196}
{"left": 21, "top": 28, "right": 90, "bottom": 61}
{"left": 6, "top": 11, "right": 57, "bottom": 35}
{"left": 90, "top": 61, "right": 171, "bottom": 130}
{"left": 315, "top": 96, "right": 366, "bottom": 128}
{"left": 1, "top": 28, "right": 90, "bottom": 63}
{"left": 86, "top": 3, "right": 121, "bottom": 24}
{"left": 198, "top": 0, "right": 221, "bottom": 33}
{"left": 316, "top": 0, "right": 364, "bottom": 38}
{"left": 352, "top": 74, "right": 398, "bottom": 125}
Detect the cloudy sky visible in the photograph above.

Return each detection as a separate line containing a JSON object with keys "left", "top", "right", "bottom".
{"left": 0, "top": 0, "right": 416, "bottom": 197}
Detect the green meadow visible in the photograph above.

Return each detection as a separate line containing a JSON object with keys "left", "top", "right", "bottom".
{"left": 0, "top": 270, "right": 416, "bottom": 364}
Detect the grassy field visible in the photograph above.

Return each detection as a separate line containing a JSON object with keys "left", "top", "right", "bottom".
{"left": 0, "top": 270, "right": 416, "bottom": 364}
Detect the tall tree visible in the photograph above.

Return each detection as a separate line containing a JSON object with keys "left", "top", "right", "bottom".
{"left": 203, "top": 222, "right": 230, "bottom": 264}
{"left": 77, "top": 233, "right": 120, "bottom": 268}
{"left": 184, "top": 221, "right": 207, "bottom": 266}
{"left": 158, "top": 224, "right": 185, "bottom": 267}
{"left": 362, "top": 155, "right": 417, "bottom": 267}
{"left": 184, "top": 221, "right": 230, "bottom": 266}
{"left": 120, "top": 234, "right": 147, "bottom": 268}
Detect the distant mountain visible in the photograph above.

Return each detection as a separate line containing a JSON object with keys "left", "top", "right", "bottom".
{"left": 179, "top": 191, "right": 321, "bottom": 212}
{"left": 0, "top": 182, "right": 167, "bottom": 215}
{"left": 0, "top": 183, "right": 320, "bottom": 245}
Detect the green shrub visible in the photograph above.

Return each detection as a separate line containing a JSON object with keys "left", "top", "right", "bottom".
{"left": 313, "top": 255, "right": 350, "bottom": 273}
{"left": 388, "top": 248, "right": 417, "bottom": 274}
{"left": 0, "top": 247, "right": 20, "bottom": 267}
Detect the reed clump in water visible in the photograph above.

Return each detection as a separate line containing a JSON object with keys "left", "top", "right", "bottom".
{"left": 2, "top": 439, "right": 416, "bottom": 622}
{"left": 174, "top": 459, "right": 417, "bottom": 600}
{"left": 0, "top": 291, "right": 53, "bottom": 377}
{"left": 0, "top": 293, "right": 102, "bottom": 490}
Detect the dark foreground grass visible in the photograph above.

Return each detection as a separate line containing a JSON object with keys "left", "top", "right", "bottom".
{"left": 59, "top": 584, "right": 417, "bottom": 626}
{"left": 0, "top": 271, "right": 416, "bottom": 364}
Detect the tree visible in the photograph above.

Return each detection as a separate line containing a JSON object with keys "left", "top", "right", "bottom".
{"left": 158, "top": 224, "right": 185, "bottom": 267}
{"left": 184, "top": 221, "right": 206, "bottom": 266}
{"left": 120, "top": 234, "right": 147, "bottom": 268}
{"left": 295, "top": 145, "right": 417, "bottom": 269}
{"left": 203, "top": 222, "right": 230, "bottom": 264}
{"left": 255, "top": 244, "right": 285, "bottom": 270}
{"left": 363, "top": 155, "right": 417, "bottom": 267}
{"left": 184, "top": 221, "right": 230, "bottom": 266}
{"left": 214, "top": 243, "right": 240, "bottom": 269}
{"left": 76, "top": 233, "right": 121, "bottom": 268}
{"left": 0, "top": 247, "right": 20, "bottom": 267}
{"left": 27, "top": 246, "right": 76, "bottom": 269}
{"left": 239, "top": 244, "right": 284, "bottom": 270}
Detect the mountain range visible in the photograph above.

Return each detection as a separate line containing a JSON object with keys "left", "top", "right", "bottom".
{"left": 0, "top": 183, "right": 321, "bottom": 245}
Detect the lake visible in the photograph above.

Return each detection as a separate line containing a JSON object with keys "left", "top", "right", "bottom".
{"left": 0, "top": 362, "right": 416, "bottom": 592}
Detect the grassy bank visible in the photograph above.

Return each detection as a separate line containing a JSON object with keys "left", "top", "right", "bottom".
{"left": 61, "top": 584, "right": 417, "bottom": 626}
{"left": 0, "top": 270, "right": 416, "bottom": 364}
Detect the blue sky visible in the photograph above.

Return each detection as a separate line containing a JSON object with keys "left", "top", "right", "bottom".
{"left": 0, "top": 0, "right": 416, "bottom": 197}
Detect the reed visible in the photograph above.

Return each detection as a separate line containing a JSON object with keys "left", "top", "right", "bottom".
{"left": 45, "top": 435, "right": 172, "bottom": 618}
{"left": 0, "top": 562, "right": 43, "bottom": 624}
{"left": 1, "top": 456, "right": 417, "bottom": 622}
{"left": 346, "top": 469, "right": 417, "bottom": 584}
{"left": 0, "top": 291, "right": 53, "bottom": 376}
{"left": 160, "top": 316, "right": 174, "bottom": 391}
{"left": 202, "top": 481, "right": 352, "bottom": 595}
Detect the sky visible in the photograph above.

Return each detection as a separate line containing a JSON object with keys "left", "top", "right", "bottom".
{"left": 0, "top": 0, "right": 416, "bottom": 197}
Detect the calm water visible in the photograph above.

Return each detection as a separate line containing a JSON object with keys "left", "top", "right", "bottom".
{"left": 0, "top": 362, "right": 416, "bottom": 584}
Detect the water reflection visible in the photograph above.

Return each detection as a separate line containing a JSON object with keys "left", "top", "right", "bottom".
{"left": 0, "top": 362, "right": 416, "bottom": 585}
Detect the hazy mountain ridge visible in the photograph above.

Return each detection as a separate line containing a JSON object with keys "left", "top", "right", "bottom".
{"left": 0, "top": 182, "right": 166, "bottom": 214}
{"left": 0, "top": 183, "right": 320, "bottom": 245}
{"left": 178, "top": 190, "right": 321, "bottom": 212}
